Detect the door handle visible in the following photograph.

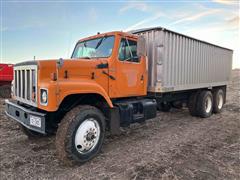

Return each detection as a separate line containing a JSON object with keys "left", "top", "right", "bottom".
{"left": 102, "top": 70, "right": 116, "bottom": 80}
{"left": 141, "top": 75, "right": 144, "bottom": 81}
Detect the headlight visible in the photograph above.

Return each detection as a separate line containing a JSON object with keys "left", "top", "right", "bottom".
{"left": 40, "top": 89, "right": 48, "bottom": 105}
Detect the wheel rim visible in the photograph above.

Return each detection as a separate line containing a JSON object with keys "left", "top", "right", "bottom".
{"left": 74, "top": 118, "right": 100, "bottom": 154}
{"left": 218, "top": 93, "right": 224, "bottom": 109}
{"left": 205, "top": 96, "right": 212, "bottom": 113}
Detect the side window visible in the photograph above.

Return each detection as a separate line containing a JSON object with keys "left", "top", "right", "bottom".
{"left": 118, "top": 38, "right": 139, "bottom": 62}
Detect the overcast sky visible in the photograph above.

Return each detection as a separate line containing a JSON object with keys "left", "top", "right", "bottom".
{"left": 1, "top": 0, "right": 239, "bottom": 68}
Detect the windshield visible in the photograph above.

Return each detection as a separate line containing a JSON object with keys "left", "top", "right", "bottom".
{"left": 72, "top": 36, "right": 115, "bottom": 59}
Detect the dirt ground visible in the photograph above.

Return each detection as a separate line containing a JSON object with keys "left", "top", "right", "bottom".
{"left": 0, "top": 70, "right": 239, "bottom": 180}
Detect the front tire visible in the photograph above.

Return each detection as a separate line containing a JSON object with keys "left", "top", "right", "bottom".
{"left": 56, "top": 105, "right": 106, "bottom": 165}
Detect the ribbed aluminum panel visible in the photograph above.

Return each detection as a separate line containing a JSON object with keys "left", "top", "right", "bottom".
{"left": 13, "top": 65, "right": 38, "bottom": 107}
{"left": 133, "top": 28, "right": 233, "bottom": 92}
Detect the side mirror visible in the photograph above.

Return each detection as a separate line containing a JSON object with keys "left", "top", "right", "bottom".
{"left": 137, "top": 36, "right": 147, "bottom": 57}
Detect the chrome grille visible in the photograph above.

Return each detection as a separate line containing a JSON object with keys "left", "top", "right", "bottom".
{"left": 13, "top": 65, "right": 38, "bottom": 107}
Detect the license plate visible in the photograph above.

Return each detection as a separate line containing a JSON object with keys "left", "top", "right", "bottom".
{"left": 30, "top": 115, "right": 41, "bottom": 128}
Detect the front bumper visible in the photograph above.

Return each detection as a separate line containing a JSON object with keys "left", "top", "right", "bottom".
{"left": 5, "top": 99, "right": 46, "bottom": 134}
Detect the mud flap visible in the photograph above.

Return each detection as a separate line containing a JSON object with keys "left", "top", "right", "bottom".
{"left": 109, "top": 107, "right": 121, "bottom": 135}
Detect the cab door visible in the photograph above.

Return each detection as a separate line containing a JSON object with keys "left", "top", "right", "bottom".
{"left": 111, "top": 37, "right": 147, "bottom": 98}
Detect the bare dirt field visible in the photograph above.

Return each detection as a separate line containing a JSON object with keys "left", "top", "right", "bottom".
{"left": 0, "top": 70, "right": 239, "bottom": 180}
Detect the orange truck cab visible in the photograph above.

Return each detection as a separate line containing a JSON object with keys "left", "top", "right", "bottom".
{"left": 5, "top": 28, "right": 230, "bottom": 165}
{"left": 5, "top": 31, "right": 156, "bottom": 164}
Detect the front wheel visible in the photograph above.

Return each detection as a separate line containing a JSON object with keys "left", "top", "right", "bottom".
{"left": 56, "top": 105, "right": 105, "bottom": 165}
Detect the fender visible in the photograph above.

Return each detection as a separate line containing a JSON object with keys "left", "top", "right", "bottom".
{"left": 38, "top": 79, "right": 113, "bottom": 111}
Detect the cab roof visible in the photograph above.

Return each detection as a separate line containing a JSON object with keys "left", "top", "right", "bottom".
{"left": 77, "top": 31, "right": 137, "bottom": 43}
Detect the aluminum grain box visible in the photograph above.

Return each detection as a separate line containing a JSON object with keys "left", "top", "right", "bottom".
{"left": 131, "top": 27, "right": 233, "bottom": 93}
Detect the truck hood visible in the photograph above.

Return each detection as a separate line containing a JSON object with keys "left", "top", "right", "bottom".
{"left": 37, "top": 58, "right": 108, "bottom": 81}
{"left": 14, "top": 58, "right": 109, "bottom": 81}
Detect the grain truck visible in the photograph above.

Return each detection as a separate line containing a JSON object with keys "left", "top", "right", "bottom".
{"left": 5, "top": 27, "right": 232, "bottom": 165}
{"left": 0, "top": 63, "right": 13, "bottom": 98}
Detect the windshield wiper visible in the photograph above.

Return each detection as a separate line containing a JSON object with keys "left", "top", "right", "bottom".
{"left": 95, "top": 35, "right": 106, "bottom": 49}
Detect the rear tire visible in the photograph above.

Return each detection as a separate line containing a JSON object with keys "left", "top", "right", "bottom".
{"left": 56, "top": 105, "right": 106, "bottom": 165}
{"left": 213, "top": 88, "right": 224, "bottom": 113}
{"left": 188, "top": 92, "right": 199, "bottom": 116}
{"left": 196, "top": 91, "right": 213, "bottom": 118}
